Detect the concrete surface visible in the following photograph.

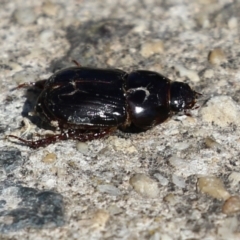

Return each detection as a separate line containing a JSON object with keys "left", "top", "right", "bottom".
{"left": 0, "top": 0, "right": 240, "bottom": 239}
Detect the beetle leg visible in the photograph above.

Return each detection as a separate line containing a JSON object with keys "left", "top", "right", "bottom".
{"left": 72, "top": 60, "right": 81, "bottom": 67}
{"left": 72, "top": 128, "right": 116, "bottom": 141}
{"left": 7, "top": 128, "right": 115, "bottom": 149}
{"left": 183, "top": 110, "right": 192, "bottom": 117}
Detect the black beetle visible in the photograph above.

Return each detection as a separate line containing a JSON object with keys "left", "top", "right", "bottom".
{"left": 8, "top": 61, "right": 200, "bottom": 148}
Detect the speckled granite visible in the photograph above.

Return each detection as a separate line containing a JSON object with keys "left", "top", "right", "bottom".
{"left": 1, "top": 0, "right": 240, "bottom": 239}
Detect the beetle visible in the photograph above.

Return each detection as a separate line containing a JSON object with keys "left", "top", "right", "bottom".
{"left": 8, "top": 61, "right": 200, "bottom": 149}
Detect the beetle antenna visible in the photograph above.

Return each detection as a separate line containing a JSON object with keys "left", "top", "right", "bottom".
{"left": 10, "top": 82, "right": 36, "bottom": 92}
{"left": 194, "top": 91, "right": 202, "bottom": 99}
{"left": 10, "top": 79, "right": 47, "bottom": 92}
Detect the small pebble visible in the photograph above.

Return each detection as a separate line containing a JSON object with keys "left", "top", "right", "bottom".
{"left": 39, "top": 30, "right": 55, "bottom": 43}
{"left": 217, "top": 217, "right": 238, "bottom": 239}
{"left": 196, "top": 14, "right": 210, "bottom": 28}
{"left": 204, "top": 136, "right": 221, "bottom": 150}
{"left": 6, "top": 62, "right": 23, "bottom": 72}
{"left": 42, "top": 1, "right": 60, "bottom": 17}
{"left": 97, "top": 184, "right": 121, "bottom": 196}
{"left": 109, "top": 40, "right": 123, "bottom": 52}
{"left": 129, "top": 173, "right": 159, "bottom": 198}
{"left": 153, "top": 173, "right": 169, "bottom": 186}
{"left": 140, "top": 40, "right": 164, "bottom": 58}
{"left": 163, "top": 193, "right": 179, "bottom": 205}
{"left": 91, "top": 209, "right": 110, "bottom": 229}
{"left": 169, "top": 155, "right": 187, "bottom": 169}
{"left": 203, "top": 69, "right": 214, "bottom": 79}
{"left": 174, "top": 64, "right": 200, "bottom": 82}
{"left": 200, "top": 96, "right": 240, "bottom": 127}
{"left": 133, "top": 21, "right": 148, "bottom": 33}
{"left": 222, "top": 196, "right": 240, "bottom": 215}
{"left": 45, "top": 178, "right": 56, "bottom": 188}
{"left": 197, "top": 176, "right": 230, "bottom": 200}
{"left": 172, "top": 175, "right": 186, "bottom": 188}
{"left": 163, "top": 127, "right": 179, "bottom": 136}
{"left": 107, "top": 205, "right": 123, "bottom": 215}
{"left": 13, "top": 7, "right": 37, "bottom": 25}
{"left": 42, "top": 152, "right": 57, "bottom": 164}
{"left": 208, "top": 48, "right": 226, "bottom": 65}
{"left": 228, "top": 17, "right": 238, "bottom": 29}
{"left": 172, "top": 141, "right": 190, "bottom": 151}
{"left": 76, "top": 142, "right": 88, "bottom": 154}
{"left": 228, "top": 172, "right": 240, "bottom": 187}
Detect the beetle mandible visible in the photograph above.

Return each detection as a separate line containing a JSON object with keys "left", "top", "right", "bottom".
{"left": 8, "top": 61, "right": 200, "bottom": 148}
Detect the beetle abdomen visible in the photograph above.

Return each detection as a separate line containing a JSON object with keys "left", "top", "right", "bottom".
{"left": 37, "top": 67, "right": 128, "bottom": 128}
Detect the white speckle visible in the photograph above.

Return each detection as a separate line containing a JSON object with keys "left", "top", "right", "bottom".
{"left": 135, "top": 106, "right": 144, "bottom": 114}
{"left": 128, "top": 87, "right": 150, "bottom": 102}
{"left": 45, "top": 179, "right": 56, "bottom": 188}
{"left": 112, "top": 112, "right": 121, "bottom": 116}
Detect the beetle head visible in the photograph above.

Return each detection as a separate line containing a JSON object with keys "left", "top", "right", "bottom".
{"left": 170, "top": 82, "right": 200, "bottom": 112}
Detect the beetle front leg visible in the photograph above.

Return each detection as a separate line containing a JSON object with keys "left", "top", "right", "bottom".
{"left": 7, "top": 128, "right": 116, "bottom": 149}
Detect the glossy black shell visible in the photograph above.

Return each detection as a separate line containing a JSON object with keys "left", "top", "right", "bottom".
{"left": 8, "top": 65, "right": 199, "bottom": 148}
{"left": 36, "top": 67, "right": 127, "bottom": 128}
{"left": 36, "top": 67, "right": 197, "bottom": 131}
